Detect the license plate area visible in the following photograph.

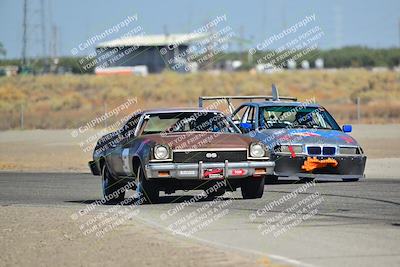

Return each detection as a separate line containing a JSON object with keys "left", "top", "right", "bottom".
{"left": 202, "top": 168, "right": 224, "bottom": 180}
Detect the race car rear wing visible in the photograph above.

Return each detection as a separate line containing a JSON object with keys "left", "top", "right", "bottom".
{"left": 198, "top": 84, "right": 297, "bottom": 113}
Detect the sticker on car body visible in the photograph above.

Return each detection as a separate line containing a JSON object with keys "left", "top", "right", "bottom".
{"left": 122, "top": 148, "right": 130, "bottom": 174}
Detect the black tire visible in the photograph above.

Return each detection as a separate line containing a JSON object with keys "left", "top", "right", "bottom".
{"left": 205, "top": 182, "right": 226, "bottom": 198}
{"left": 342, "top": 178, "right": 359, "bottom": 182}
{"left": 135, "top": 165, "right": 159, "bottom": 204}
{"left": 299, "top": 178, "right": 314, "bottom": 183}
{"left": 265, "top": 175, "right": 278, "bottom": 184}
{"left": 241, "top": 176, "right": 265, "bottom": 199}
{"left": 102, "top": 164, "right": 125, "bottom": 204}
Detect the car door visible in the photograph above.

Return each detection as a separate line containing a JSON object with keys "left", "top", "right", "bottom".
{"left": 108, "top": 114, "right": 141, "bottom": 176}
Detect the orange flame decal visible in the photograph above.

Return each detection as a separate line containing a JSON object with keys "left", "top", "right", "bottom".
{"left": 301, "top": 157, "right": 338, "bottom": 172}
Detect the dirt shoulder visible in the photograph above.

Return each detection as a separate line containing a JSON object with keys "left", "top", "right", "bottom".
{"left": 0, "top": 205, "right": 264, "bottom": 267}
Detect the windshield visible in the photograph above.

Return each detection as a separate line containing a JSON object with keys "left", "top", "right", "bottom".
{"left": 259, "top": 106, "right": 340, "bottom": 130}
{"left": 141, "top": 112, "right": 240, "bottom": 135}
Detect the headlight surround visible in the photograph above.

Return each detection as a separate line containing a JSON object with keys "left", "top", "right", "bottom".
{"left": 339, "top": 146, "right": 360, "bottom": 155}
{"left": 250, "top": 143, "right": 266, "bottom": 158}
{"left": 154, "top": 145, "right": 170, "bottom": 160}
{"left": 278, "top": 145, "right": 303, "bottom": 154}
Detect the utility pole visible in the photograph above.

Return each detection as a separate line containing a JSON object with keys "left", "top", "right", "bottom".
{"left": 22, "top": 0, "right": 28, "bottom": 66}
{"left": 163, "top": 24, "right": 169, "bottom": 36}
{"left": 20, "top": 104, "right": 24, "bottom": 129}
{"left": 239, "top": 25, "right": 244, "bottom": 62}
{"left": 398, "top": 18, "right": 400, "bottom": 47}
{"left": 40, "top": 0, "right": 47, "bottom": 62}
{"left": 104, "top": 102, "right": 108, "bottom": 129}
{"left": 51, "top": 25, "right": 58, "bottom": 59}
{"left": 48, "top": 0, "right": 53, "bottom": 57}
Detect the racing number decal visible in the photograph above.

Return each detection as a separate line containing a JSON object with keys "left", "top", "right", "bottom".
{"left": 121, "top": 139, "right": 150, "bottom": 176}
{"left": 122, "top": 148, "right": 130, "bottom": 174}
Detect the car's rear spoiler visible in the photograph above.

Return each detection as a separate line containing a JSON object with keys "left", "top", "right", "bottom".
{"left": 198, "top": 84, "right": 297, "bottom": 113}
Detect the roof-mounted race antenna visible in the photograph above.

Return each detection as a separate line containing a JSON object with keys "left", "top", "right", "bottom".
{"left": 271, "top": 84, "right": 279, "bottom": 101}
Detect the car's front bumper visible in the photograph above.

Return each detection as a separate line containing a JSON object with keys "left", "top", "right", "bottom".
{"left": 272, "top": 154, "right": 366, "bottom": 180}
{"left": 145, "top": 160, "right": 275, "bottom": 179}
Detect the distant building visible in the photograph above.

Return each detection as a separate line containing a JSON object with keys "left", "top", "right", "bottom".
{"left": 0, "top": 66, "right": 18, "bottom": 76}
{"left": 95, "top": 33, "right": 208, "bottom": 74}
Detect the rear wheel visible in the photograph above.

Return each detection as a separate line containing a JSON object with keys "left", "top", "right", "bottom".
{"left": 265, "top": 175, "right": 278, "bottom": 184}
{"left": 102, "top": 164, "right": 125, "bottom": 204}
{"left": 300, "top": 178, "right": 314, "bottom": 183}
{"left": 135, "top": 165, "right": 159, "bottom": 204}
{"left": 241, "top": 176, "right": 265, "bottom": 199}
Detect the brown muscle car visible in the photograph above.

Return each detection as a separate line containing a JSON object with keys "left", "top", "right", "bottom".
{"left": 89, "top": 108, "right": 275, "bottom": 203}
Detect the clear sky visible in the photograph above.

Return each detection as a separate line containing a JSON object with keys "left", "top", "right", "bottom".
{"left": 1, "top": 0, "right": 399, "bottom": 59}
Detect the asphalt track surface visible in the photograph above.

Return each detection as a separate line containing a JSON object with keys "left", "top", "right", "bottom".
{"left": 1, "top": 172, "right": 400, "bottom": 267}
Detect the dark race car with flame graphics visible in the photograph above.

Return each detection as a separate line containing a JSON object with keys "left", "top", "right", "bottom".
{"left": 88, "top": 108, "right": 274, "bottom": 203}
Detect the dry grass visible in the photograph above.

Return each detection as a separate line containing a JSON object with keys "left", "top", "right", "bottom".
{"left": 0, "top": 69, "right": 399, "bottom": 129}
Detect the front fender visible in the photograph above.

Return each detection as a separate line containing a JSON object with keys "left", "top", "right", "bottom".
{"left": 122, "top": 138, "right": 155, "bottom": 176}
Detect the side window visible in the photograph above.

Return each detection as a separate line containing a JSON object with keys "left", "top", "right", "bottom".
{"left": 241, "top": 106, "right": 257, "bottom": 130}
{"left": 245, "top": 107, "right": 256, "bottom": 124}
{"left": 119, "top": 114, "right": 141, "bottom": 140}
{"left": 259, "top": 108, "right": 268, "bottom": 129}
{"left": 232, "top": 105, "right": 249, "bottom": 123}
{"left": 240, "top": 107, "right": 249, "bottom": 123}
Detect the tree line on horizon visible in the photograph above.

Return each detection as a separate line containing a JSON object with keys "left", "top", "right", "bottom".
{"left": 0, "top": 46, "right": 399, "bottom": 74}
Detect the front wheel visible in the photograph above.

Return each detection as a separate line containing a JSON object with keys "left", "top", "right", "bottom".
{"left": 241, "top": 176, "right": 265, "bottom": 199}
{"left": 102, "top": 164, "right": 125, "bottom": 204}
{"left": 205, "top": 181, "right": 226, "bottom": 198}
{"left": 135, "top": 165, "right": 159, "bottom": 204}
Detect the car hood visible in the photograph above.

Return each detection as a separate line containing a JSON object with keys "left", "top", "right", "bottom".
{"left": 140, "top": 132, "right": 253, "bottom": 150}
{"left": 253, "top": 128, "right": 360, "bottom": 147}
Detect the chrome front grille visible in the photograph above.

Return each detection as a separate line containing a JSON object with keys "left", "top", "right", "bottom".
{"left": 173, "top": 150, "right": 248, "bottom": 163}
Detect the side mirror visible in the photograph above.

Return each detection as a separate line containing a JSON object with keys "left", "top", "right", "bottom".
{"left": 239, "top": 122, "right": 252, "bottom": 133}
{"left": 342, "top": 124, "right": 352, "bottom": 133}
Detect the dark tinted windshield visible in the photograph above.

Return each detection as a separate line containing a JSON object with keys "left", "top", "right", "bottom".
{"left": 259, "top": 106, "right": 340, "bottom": 130}
{"left": 141, "top": 112, "right": 240, "bottom": 134}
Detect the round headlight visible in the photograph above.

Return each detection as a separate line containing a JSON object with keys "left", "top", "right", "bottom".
{"left": 250, "top": 143, "right": 265, "bottom": 158}
{"left": 154, "top": 145, "right": 169, "bottom": 160}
